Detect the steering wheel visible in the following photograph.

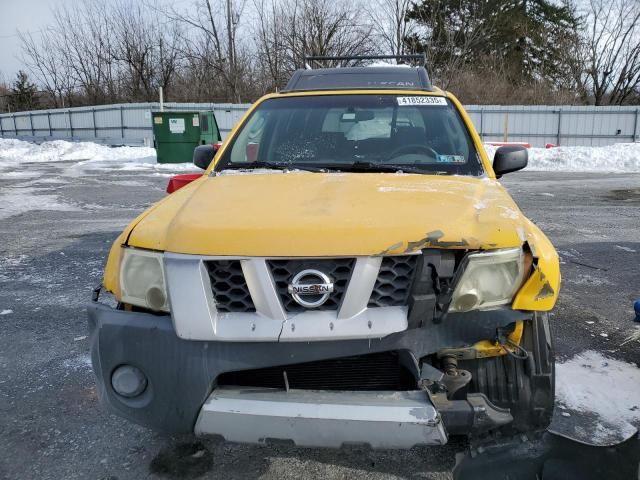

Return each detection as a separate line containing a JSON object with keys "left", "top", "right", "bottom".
{"left": 388, "top": 144, "right": 439, "bottom": 162}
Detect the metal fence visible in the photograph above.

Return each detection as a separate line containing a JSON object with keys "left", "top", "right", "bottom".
{"left": 1, "top": 102, "right": 639, "bottom": 147}
{"left": 465, "top": 105, "right": 640, "bottom": 147}
{"left": 0, "top": 103, "right": 252, "bottom": 146}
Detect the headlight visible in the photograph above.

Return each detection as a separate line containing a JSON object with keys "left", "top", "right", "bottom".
{"left": 449, "top": 248, "right": 524, "bottom": 312}
{"left": 119, "top": 248, "right": 169, "bottom": 312}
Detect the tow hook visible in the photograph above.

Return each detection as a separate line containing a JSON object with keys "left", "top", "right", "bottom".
{"left": 441, "top": 355, "right": 472, "bottom": 399}
{"left": 419, "top": 361, "right": 514, "bottom": 434}
{"left": 432, "top": 393, "right": 513, "bottom": 435}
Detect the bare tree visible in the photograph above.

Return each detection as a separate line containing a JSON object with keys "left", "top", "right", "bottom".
{"left": 20, "top": 29, "right": 77, "bottom": 107}
{"left": 553, "top": 10, "right": 590, "bottom": 104}
{"left": 20, "top": 1, "right": 118, "bottom": 106}
{"left": 18, "top": 0, "right": 636, "bottom": 106}
{"left": 283, "top": 0, "right": 375, "bottom": 68}
{"left": 47, "top": 2, "right": 120, "bottom": 104}
{"left": 253, "top": 0, "right": 289, "bottom": 91}
{"left": 161, "top": 0, "right": 248, "bottom": 102}
{"left": 110, "top": 1, "right": 183, "bottom": 101}
{"left": 583, "top": 0, "right": 640, "bottom": 105}
{"left": 368, "top": 0, "right": 417, "bottom": 57}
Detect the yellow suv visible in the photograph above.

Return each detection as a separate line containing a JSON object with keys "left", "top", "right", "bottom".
{"left": 89, "top": 56, "right": 560, "bottom": 448}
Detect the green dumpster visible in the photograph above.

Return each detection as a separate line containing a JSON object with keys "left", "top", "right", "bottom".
{"left": 151, "top": 111, "right": 202, "bottom": 164}
{"left": 198, "top": 111, "right": 222, "bottom": 146}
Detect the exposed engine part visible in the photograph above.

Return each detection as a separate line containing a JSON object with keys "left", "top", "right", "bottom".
{"left": 496, "top": 326, "right": 530, "bottom": 360}
{"left": 431, "top": 392, "right": 513, "bottom": 435}
{"left": 419, "top": 362, "right": 445, "bottom": 383}
{"left": 440, "top": 355, "right": 472, "bottom": 399}
{"left": 442, "top": 355, "right": 458, "bottom": 375}
{"left": 418, "top": 361, "right": 445, "bottom": 391}
{"left": 459, "top": 313, "right": 555, "bottom": 434}
{"left": 216, "top": 351, "right": 416, "bottom": 391}
{"left": 407, "top": 249, "right": 457, "bottom": 328}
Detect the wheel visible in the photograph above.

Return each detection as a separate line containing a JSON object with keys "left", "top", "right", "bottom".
{"left": 458, "top": 312, "right": 555, "bottom": 433}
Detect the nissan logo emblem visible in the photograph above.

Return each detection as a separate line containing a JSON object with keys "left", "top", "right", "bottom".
{"left": 287, "top": 269, "right": 334, "bottom": 308}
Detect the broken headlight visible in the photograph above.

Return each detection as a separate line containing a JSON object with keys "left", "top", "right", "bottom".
{"left": 449, "top": 248, "right": 524, "bottom": 312}
{"left": 119, "top": 248, "right": 169, "bottom": 312}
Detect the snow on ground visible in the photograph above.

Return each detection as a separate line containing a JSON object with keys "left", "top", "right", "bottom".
{"left": 483, "top": 142, "right": 640, "bottom": 173}
{"left": 0, "top": 138, "right": 198, "bottom": 220}
{"left": 2, "top": 138, "right": 640, "bottom": 174}
{"left": 0, "top": 138, "right": 196, "bottom": 174}
{"left": 0, "top": 187, "right": 82, "bottom": 220}
{"left": 0, "top": 138, "right": 638, "bottom": 219}
{"left": 556, "top": 350, "right": 640, "bottom": 443}
{"left": 62, "top": 353, "right": 93, "bottom": 372}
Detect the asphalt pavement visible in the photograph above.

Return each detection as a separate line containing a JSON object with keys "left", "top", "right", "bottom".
{"left": 0, "top": 160, "right": 639, "bottom": 479}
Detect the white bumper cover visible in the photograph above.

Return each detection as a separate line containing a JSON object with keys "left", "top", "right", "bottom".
{"left": 194, "top": 387, "right": 447, "bottom": 448}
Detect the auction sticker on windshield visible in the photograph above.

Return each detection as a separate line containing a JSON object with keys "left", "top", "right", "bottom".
{"left": 397, "top": 96, "right": 448, "bottom": 106}
{"left": 438, "top": 154, "right": 466, "bottom": 163}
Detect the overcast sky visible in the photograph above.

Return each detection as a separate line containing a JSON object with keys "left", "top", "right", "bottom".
{"left": 0, "top": 0, "right": 202, "bottom": 85}
{"left": 0, "top": 0, "right": 73, "bottom": 82}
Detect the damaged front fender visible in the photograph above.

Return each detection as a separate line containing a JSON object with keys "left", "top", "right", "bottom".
{"left": 512, "top": 219, "right": 561, "bottom": 311}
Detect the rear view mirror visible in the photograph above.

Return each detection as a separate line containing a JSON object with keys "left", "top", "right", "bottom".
{"left": 193, "top": 145, "right": 216, "bottom": 170}
{"left": 340, "top": 110, "right": 375, "bottom": 122}
{"left": 493, "top": 146, "right": 528, "bottom": 177}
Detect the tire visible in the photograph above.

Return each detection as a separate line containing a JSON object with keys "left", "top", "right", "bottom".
{"left": 458, "top": 312, "right": 555, "bottom": 433}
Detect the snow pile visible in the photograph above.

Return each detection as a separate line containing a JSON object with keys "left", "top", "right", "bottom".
{"left": 483, "top": 142, "right": 640, "bottom": 173}
{"left": 0, "top": 138, "right": 154, "bottom": 164}
{"left": 556, "top": 350, "right": 640, "bottom": 441}
{"left": 0, "top": 138, "right": 196, "bottom": 173}
{"left": 2, "top": 138, "right": 640, "bottom": 173}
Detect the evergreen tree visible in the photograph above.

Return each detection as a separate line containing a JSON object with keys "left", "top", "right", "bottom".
{"left": 10, "top": 70, "right": 38, "bottom": 112}
{"left": 497, "top": 0, "right": 581, "bottom": 83}
{"left": 406, "top": 0, "right": 580, "bottom": 87}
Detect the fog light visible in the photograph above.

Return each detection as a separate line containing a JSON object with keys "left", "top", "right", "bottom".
{"left": 111, "top": 365, "right": 147, "bottom": 398}
{"left": 452, "top": 290, "right": 480, "bottom": 312}
{"left": 146, "top": 286, "right": 167, "bottom": 311}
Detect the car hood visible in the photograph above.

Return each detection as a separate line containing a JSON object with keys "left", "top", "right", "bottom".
{"left": 127, "top": 171, "right": 529, "bottom": 256}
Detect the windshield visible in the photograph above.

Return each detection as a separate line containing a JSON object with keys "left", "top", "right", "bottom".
{"left": 216, "top": 94, "right": 483, "bottom": 175}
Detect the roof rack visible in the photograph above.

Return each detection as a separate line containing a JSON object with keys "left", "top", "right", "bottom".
{"left": 304, "top": 54, "right": 427, "bottom": 68}
{"left": 283, "top": 55, "right": 433, "bottom": 93}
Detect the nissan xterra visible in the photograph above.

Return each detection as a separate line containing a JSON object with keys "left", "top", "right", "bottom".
{"left": 89, "top": 55, "right": 560, "bottom": 448}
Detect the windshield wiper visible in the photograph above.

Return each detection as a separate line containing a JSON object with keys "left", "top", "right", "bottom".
{"left": 325, "top": 161, "right": 441, "bottom": 175}
{"left": 216, "top": 161, "right": 446, "bottom": 175}
{"left": 217, "top": 161, "right": 327, "bottom": 173}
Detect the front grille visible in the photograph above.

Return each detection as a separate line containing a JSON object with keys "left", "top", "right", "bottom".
{"left": 205, "top": 256, "right": 418, "bottom": 313}
{"left": 205, "top": 260, "right": 255, "bottom": 312}
{"left": 217, "top": 351, "right": 416, "bottom": 391}
{"left": 368, "top": 255, "right": 419, "bottom": 307}
{"left": 268, "top": 258, "right": 355, "bottom": 312}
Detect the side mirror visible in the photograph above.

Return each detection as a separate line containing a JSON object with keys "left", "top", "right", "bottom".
{"left": 193, "top": 144, "right": 215, "bottom": 170}
{"left": 493, "top": 146, "right": 528, "bottom": 177}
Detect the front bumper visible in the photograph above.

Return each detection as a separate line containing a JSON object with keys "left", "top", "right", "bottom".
{"left": 88, "top": 300, "right": 527, "bottom": 442}
{"left": 196, "top": 388, "right": 448, "bottom": 448}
